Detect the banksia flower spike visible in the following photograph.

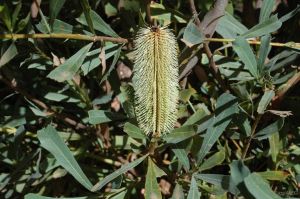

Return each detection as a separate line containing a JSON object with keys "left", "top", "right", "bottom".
{"left": 132, "top": 26, "right": 179, "bottom": 137}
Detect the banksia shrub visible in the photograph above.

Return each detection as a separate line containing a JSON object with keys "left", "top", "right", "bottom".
{"left": 132, "top": 26, "right": 179, "bottom": 136}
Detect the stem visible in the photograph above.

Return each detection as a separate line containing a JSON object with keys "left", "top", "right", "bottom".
{"left": 241, "top": 114, "right": 262, "bottom": 160}
{"left": 0, "top": 33, "right": 128, "bottom": 43}
{"left": 0, "top": 33, "right": 299, "bottom": 48}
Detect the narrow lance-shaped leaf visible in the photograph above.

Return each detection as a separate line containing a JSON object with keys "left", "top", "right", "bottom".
{"left": 233, "top": 37, "right": 258, "bottom": 78}
{"left": 182, "top": 20, "right": 204, "bottom": 47}
{"left": 133, "top": 27, "right": 179, "bottom": 136}
{"left": 91, "top": 154, "right": 148, "bottom": 192}
{"left": 123, "top": 122, "right": 148, "bottom": 140}
{"left": 241, "top": 15, "right": 282, "bottom": 39}
{"left": 0, "top": 42, "right": 18, "bottom": 67}
{"left": 187, "top": 175, "right": 201, "bottom": 199}
{"left": 37, "top": 125, "right": 93, "bottom": 190}
{"left": 257, "top": 90, "right": 275, "bottom": 114}
{"left": 258, "top": 35, "right": 271, "bottom": 75}
{"left": 145, "top": 158, "right": 162, "bottom": 199}
{"left": 47, "top": 43, "right": 93, "bottom": 82}
{"left": 79, "top": 0, "right": 94, "bottom": 34}
{"left": 199, "top": 149, "right": 225, "bottom": 172}
{"left": 259, "top": 0, "right": 275, "bottom": 23}
{"left": 244, "top": 173, "right": 283, "bottom": 199}
{"left": 49, "top": 0, "right": 66, "bottom": 25}
{"left": 197, "top": 93, "right": 238, "bottom": 163}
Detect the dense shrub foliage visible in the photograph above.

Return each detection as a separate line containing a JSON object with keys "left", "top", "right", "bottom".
{"left": 0, "top": 0, "right": 300, "bottom": 198}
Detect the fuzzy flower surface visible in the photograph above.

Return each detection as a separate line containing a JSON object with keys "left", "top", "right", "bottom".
{"left": 132, "top": 26, "right": 179, "bottom": 136}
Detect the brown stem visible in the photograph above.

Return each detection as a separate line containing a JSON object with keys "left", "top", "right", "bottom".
{"left": 188, "top": 0, "right": 229, "bottom": 92}
{"left": 145, "top": 0, "right": 153, "bottom": 25}
{"left": 188, "top": 0, "right": 201, "bottom": 27}
{"left": 0, "top": 72, "right": 87, "bottom": 130}
{"left": 272, "top": 70, "right": 300, "bottom": 108}
{"left": 0, "top": 33, "right": 128, "bottom": 43}
{"left": 241, "top": 114, "right": 262, "bottom": 160}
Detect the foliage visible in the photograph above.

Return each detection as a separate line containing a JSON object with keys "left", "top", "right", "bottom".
{"left": 0, "top": 0, "right": 300, "bottom": 198}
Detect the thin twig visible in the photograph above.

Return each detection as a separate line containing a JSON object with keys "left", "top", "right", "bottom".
{"left": 0, "top": 73, "right": 87, "bottom": 130}
{"left": 0, "top": 33, "right": 128, "bottom": 43}
{"left": 188, "top": 0, "right": 229, "bottom": 92}
{"left": 188, "top": 0, "right": 201, "bottom": 27}
{"left": 241, "top": 114, "right": 262, "bottom": 160}
{"left": 0, "top": 33, "right": 299, "bottom": 48}
{"left": 145, "top": 0, "right": 153, "bottom": 25}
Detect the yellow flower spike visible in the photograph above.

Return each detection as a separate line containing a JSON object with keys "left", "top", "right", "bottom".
{"left": 132, "top": 26, "right": 179, "bottom": 137}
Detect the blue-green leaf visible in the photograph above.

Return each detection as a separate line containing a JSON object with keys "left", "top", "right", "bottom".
{"left": 163, "top": 125, "right": 196, "bottom": 144}
{"left": 182, "top": 20, "right": 204, "bottom": 47}
{"left": 241, "top": 15, "right": 282, "bottom": 39}
{"left": 257, "top": 90, "right": 275, "bottom": 114}
{"left": 91, "top": 154, "right": 148, "bottom": 191}
{"left": 197, "top": 93, "right": 238, "bottom": 163}
{"left": 254, "top": 118, "right": 284, "bottom": 140}
{"left": 216, "top": 12, "right": 248, "bottom": 38}
{"left": 77, "top": 10, "right": 118, "bottom": 37}
{"left": 0, "top": 42, "right": 18, "bottom": 67}
{"left": 49, "top": 0, "right": 66, "bottom": 24}
{"left": 199, "top": 149, "right": 225, "bottom": 172}
{"left": 258, "top": 35, "right": 271, "bottom": 75}
{"left": 88, "top": 110, "right": 126, "bottom": 124}
{"left": 187, "top": 175, "right": 201, "bottom": 199}
{"left": 145, "top": 158, "right": 162, "bottom": 199}
{"left": 233, "top": 37, "right": 258, "bottom": 78}
{"left": 244, "top": 173, "right": 283, "bottom": 199}
{"left": 25, "top": 193, "right": 87, "bottom": 199}
{"left": 47, "top": 43, "right": 93, "bottom": 82}
{"left": 259, "top": 0, "right": 275, "bottom": 23}
{"left": 124, "top": 122, "right": 147, "bottom": 140}
{"left": 37, "top": 125, "right": 93, "bottom": 190}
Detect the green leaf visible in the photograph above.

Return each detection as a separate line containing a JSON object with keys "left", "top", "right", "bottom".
{"left": 25, "top": 193, "right": 87, "bottom": 199}
{"left": 216, "top": 12, "right": 248, "bottom": 38}
{"left": 37, "top": 125, "right": 93, "bottom": 190}
{"left": 199, "top": 149, "right": 225, "bottom": 172}
{"left": 254, "top": 118, "right": 284, "bottom": 140}
{"left": 279, "top": 5, "right": 300, "bottom": 23}
{"left": 268, "top": 132, "right": 280, "bottom": 163}
{"left": 123, "top": 122, "right": 147, "bottom": 140}
{"left": 171, "top": 183, "right": 184, "bottom": 199}
{"left": 257, "top": 35, "right": 271, "bottom": 75}
{"left": 172, "top": 142, "right": 190, "bottom": 171}
{"left": 230, "top": 160, "right": 251, "bottom": 186}
{"left": 16, "top": 12, "right": 30, "bottom": 33}
{"left": 187, "top": 175, "right": 201, "bottom": 199}
{"left": 259, "top": 0, "right": 275, "bottom": 23}
{"left": 145, "top": 158, "right": 162, "bottom": 199}
{"left": 197, "top": 93, "right": 238, "bottom": 163}
{"left": 183, "top": 107, "right": 210, "bottom": 126}
{"left": 80, "top": 0, "right": 94, "bottom": 34}
{"left": 258, "top": 171, "right": 288, "bottom": 181}
{"left": 179, "top": 88, "right": 196, "bottom": 102}
{"left": 195, "top": 174, "right": 239, "bottom": 195}
{"left": 150, "top": 3, "right": 187, "bottom": 24}
{"left": 77, "top": 10, "right": 118, "bottom": 37}
{"left": 44, "top": 92, "right": 68, "bottom": 102}
{"left": 0, "top": 42, "right": 18, "bottom": 67}
{"left": 47, "top": 43, "right": 93, "bottom": 82}
{"left": 36, "top": 17, "right": 73, "bottom": 34}
{"left": 0, "top": 3, "right": 12, "bottom": 31}
{"left": 233, "top": 37, "right": 258, "bottom": 78}
{"left": 163, "top": 125, "right": 196, "bottom": 144}
{"left": 11, "top": 3, "right": 22, "bottom": 29}
{"left": 49, "top": 0, "right": 66, "bottom": 24}
{"left": 91, "top": 154, "right": 148, "bottom": 191}
{"left": 257, "top": 90, "right": 275, "bottom": 114}
{"left": 241, "top": 15, "right": 282, "bottom": 39}
{"left": 182, "top": 20, "right": 204, "bottom": 47}
{"left": 88, "top": 110, "right": 126, "bottom": 124}
{"left": 244, "top": 173, "right": 283, "bottom": 199}
{"left": 100, "top": 45, "right": 122, "bottom": 83}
